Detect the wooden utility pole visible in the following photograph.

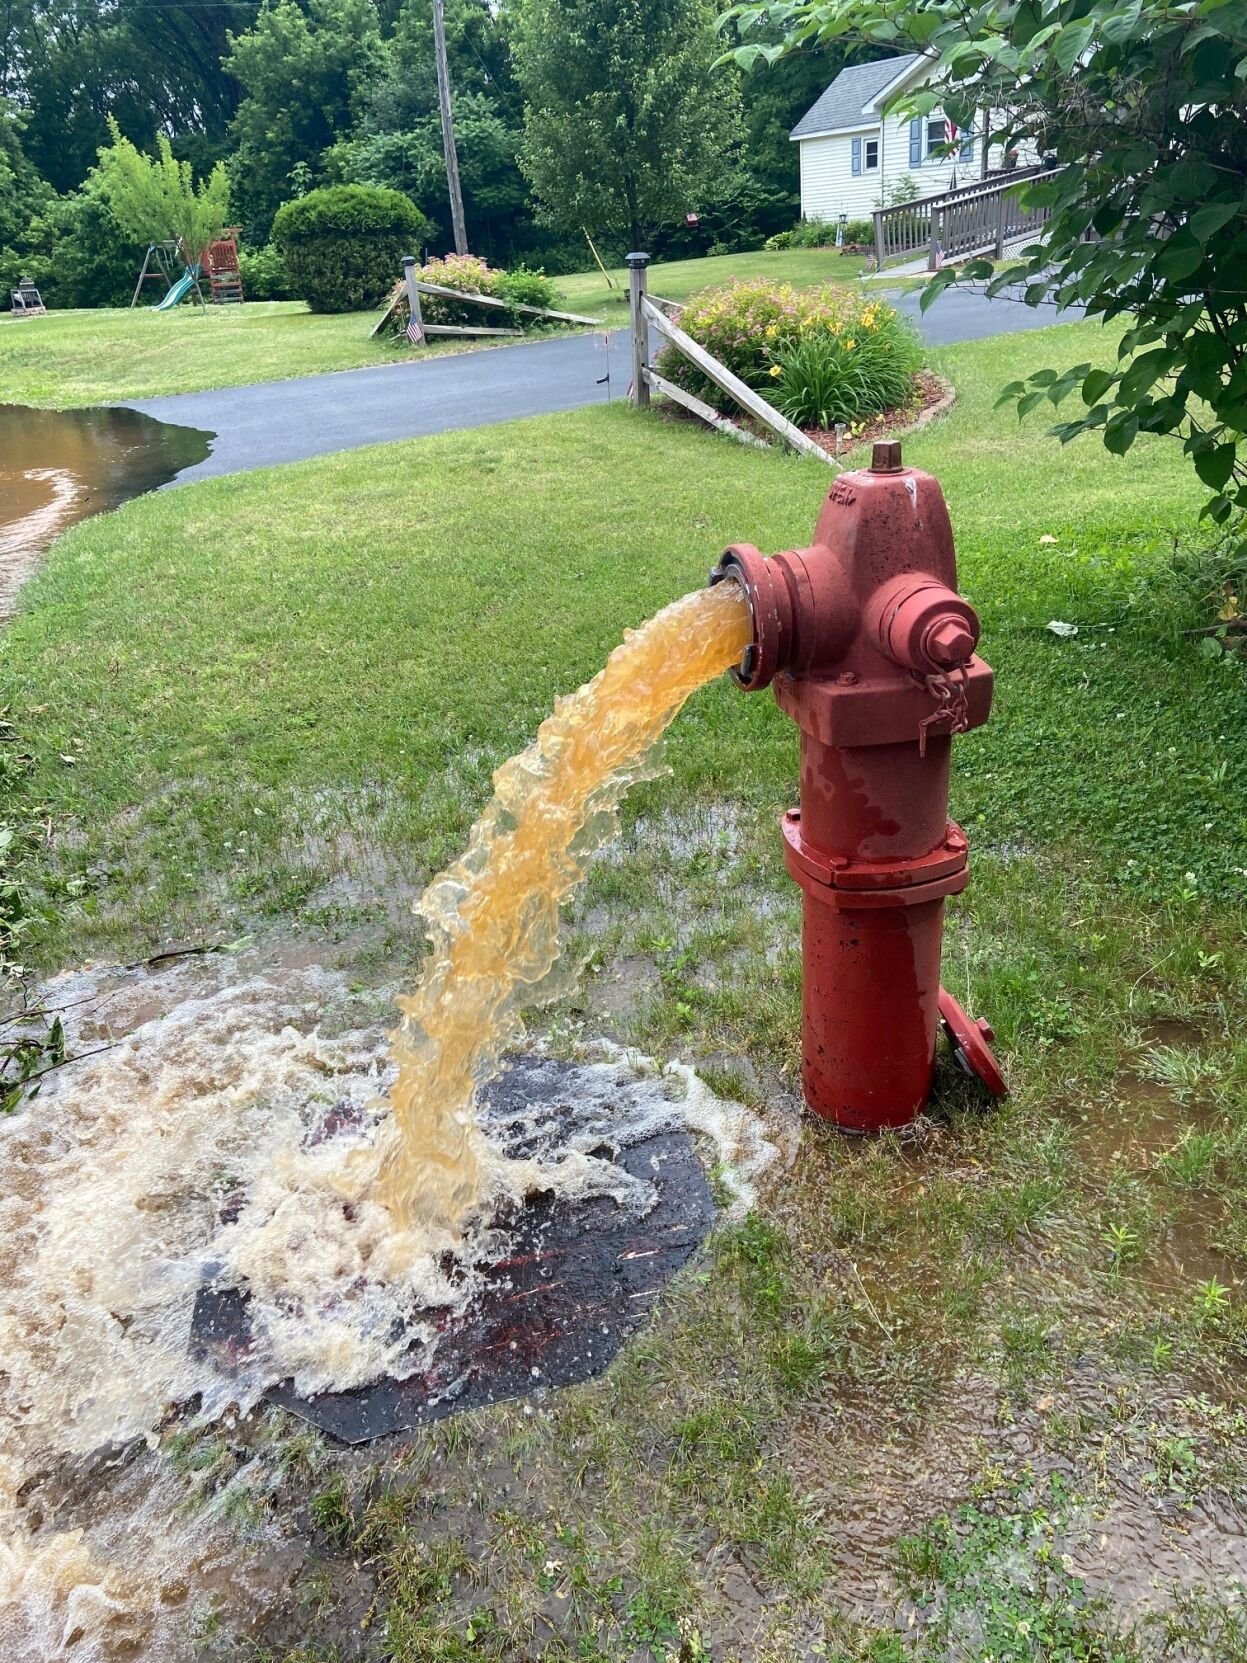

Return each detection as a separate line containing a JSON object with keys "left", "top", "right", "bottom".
{"left": 432, "top": 0, "right": 469, "bottom": 255}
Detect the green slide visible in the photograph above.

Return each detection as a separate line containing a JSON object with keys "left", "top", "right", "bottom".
{"left": 153, "top": 268, "right": 198, "bottom": 311}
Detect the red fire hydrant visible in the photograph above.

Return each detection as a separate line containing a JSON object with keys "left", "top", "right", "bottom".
{"left": 711, "top": 440, "right": 1006, "bottom": 1131}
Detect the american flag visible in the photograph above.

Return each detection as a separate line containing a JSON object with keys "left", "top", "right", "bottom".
{"left": 406, "top": 314, "right": 424, "bottom": 346}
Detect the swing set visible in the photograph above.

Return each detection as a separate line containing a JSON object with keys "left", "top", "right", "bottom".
{"left": 130, "top": 231, "right": 245, "bottom": 310}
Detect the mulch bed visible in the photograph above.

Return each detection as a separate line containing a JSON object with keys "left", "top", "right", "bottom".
{"left": 803, "top": 370, "right": 956, "bottom": 458}
{"left": 655, "top": 369, "right": 956, "bottom": 460}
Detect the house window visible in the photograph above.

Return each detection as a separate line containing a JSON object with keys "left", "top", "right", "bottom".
{"left": 926, "top": 118, "right": 948, "bottom": 153}
{"left": 864, "top": 138, "right": 879, "bottom": 170}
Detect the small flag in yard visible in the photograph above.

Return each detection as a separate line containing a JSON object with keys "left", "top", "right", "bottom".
{"left": 406, "top": 318, "right": 423, "bottom": 345}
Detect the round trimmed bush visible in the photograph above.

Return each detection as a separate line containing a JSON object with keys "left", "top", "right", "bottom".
{"left": 272, "top": 185, "right": 429, "bottom": 314}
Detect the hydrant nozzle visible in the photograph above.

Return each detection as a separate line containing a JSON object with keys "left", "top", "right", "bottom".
{"left": 712, "top": 441, "right": 1007, "bottom": 1130}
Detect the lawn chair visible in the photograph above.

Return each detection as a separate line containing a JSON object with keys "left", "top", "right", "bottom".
{"left": 10, "top": 277, "right": 47, "bottom": 318}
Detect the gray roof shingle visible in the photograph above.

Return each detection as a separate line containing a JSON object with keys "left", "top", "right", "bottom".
{"left": 789, "top": 54, "right": 921, "bottom": 140}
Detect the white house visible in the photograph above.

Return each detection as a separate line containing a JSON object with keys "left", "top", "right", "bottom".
{"left": 791, "top": 53, "right": 998, "bottom": 225}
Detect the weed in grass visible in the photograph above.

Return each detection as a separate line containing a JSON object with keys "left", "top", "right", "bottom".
{"left": 308, "top": 1472, "right": 354, "bottom": 1547}
{"left": 895, "top": 1475, "right": 1136, "bottom": 1662}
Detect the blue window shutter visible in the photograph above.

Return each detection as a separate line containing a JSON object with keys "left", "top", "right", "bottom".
{"left": 909, "top": 116, "right": 923, "bottom": 166}
{"left": 851, "top": 136, "right": 862, "bottom": 175}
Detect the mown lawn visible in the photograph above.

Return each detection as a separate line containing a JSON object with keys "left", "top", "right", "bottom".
{"left": 5, "top": 320, "right": 1247, "bottom": 1660}
{"left": 0, "top": 248, "right": 868, "bottom": 407}
{"left": 0, "top": 300, "right": 412, "bottom": 406}
{"left": 556, "top": 244, "right": 869, "bottom": 328}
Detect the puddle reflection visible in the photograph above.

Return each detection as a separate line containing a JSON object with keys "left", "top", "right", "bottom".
{"left": 0, "top": 403, "right": 213, "bottom": 617}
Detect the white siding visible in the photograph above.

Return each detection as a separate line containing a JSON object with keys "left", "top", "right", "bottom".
{"left": 798, "top": 127, "right": 886, "bottom": 222}
{"left": 797, "top": 58, "right": 1030, "bottom": 223}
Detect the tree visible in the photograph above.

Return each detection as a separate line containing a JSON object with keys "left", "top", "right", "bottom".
{"left": 0, "top": 98, "right": 49, "bottom": 250}
{"left": 726, "top": 0, "right": 1247, "bottom": 523}
{"left": 4, "top": 0, "right": 257, "bottom": 194}
{"left": 94, "top": 118, "right": 230, "bottom": 268}
{"left": 226, "top": 0, "right": 385, "bottom": 235}
{"left": 513, "top": 0, "right": 744, "bottom": 250}
{"left": 332, "top": 0, "right": 530, "bottom": 262}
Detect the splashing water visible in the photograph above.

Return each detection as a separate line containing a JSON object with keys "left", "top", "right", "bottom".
{"left": 0, "top": 582, "right": 772, "bottom": 1658}
{"left": 377, "top": 581, "right": 751, "bottom": 1231}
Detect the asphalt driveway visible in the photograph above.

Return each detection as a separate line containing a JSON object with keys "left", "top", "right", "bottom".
{"left": 127, "top": 287, "right": 1081, "bottom": 483}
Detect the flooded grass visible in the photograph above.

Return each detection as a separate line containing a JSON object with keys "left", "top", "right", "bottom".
{"left": 0, "top": 402, "right": 211, "bottom": 616}
{"left": 0, "top": 323, "right": 1245, "bottom": 1657}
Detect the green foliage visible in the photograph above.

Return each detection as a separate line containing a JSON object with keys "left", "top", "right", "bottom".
{"left": 764, "top": 215, "right": 873, "bottom": 251}
{"left": 657, "top": 278, "right": 917, "bottom": 419}
{"left": 273, "top": 183, "right": 427, "bottom": 312}
{"left": 770, "top": 309, "right": 922, "bottom": 427}
{"left": 0, "top": 177, "right": 145, "bottom": 309}
{"left": 226, "top": 0, "right": 384, "bottom": 236}
{"left": 495, "top": 265, "right": 557, "bottom": 312}
{"left": 94, "top": 117, "right": 230, "bottom": 267}
{"left": 513, "top": 0, "right": 744, "bottom": 247}
{"left": 895, "top": 1478, "right": 1133, "bottom": 1661}
{"left": 408, "top": 252, "right": 557, "bottom": 330}
{"left": 236, "top": 242, "right": 292, "bottom": 302}
{"left": 727, "top": 0, "right": 1247, "bottom": 528}
{"left": 4, "top": 0, "right": 255, "bottom": 195}
{"left": 0, "top": 100, "right": 52, "bottom": 252}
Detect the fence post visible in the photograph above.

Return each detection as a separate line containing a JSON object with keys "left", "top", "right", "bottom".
{"left": 928, "top": 205, "right": 942, "bottom": 272}
{"left": 402, "top": 255, "right": 424, "bottom": 343}
{"left": 626, "top": 251, "right": 650, "bottom": 408}
{"left": 873, "top": 209, "right": 885, "bottom": 272}
{"left": 994, "top": 188, "right": 1007, "bottom": 259}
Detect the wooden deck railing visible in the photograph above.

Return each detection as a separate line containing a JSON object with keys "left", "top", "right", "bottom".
{"left": 872, "top": 167, "right": 1063, "bottom": 272}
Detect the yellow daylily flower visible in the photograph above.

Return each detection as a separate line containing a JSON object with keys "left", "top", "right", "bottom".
{"left": 768, "top": 365, "right": 782, "bottom": 378}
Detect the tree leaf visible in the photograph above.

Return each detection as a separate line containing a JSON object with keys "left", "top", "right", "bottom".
{"left": 1154, "top": 230, "right": 1205, "bottom": 282}
{"left": 1082, "top": 368, "right": 1117, "bottom": 405}
{"left": 1190, "top": 201, "right": 1241, "bottom": 241}
{"left": 1194, "top": 440, "right": 1238, "bottom": 489}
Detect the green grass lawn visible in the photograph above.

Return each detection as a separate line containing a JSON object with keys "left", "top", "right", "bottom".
{"left": 5, "top": 320, "right": 1247, "bottom": 1659}
{"left": 0, "top": 299, "right": 417, "bottom": 406}
{"left": 555, "top": 244, "right": 868, "bottom": 328}
{"left": 0, "top": 249, "right": 867, "bottom": 407}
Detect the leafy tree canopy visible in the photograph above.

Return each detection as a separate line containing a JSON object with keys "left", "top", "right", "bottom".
{"left": 0, "top": 97, "right": 50, "bottom": 249}
{"left": 513, "top": 0, "right": 744, "bottom": 249}
{"left": 95, "top": 116, "right": 230, "bottom": 266}
{"left": 2, "top": 0, "right": 257, "bottom": 192}
{"left": 226, "top": 0, "right": 384, "bottom": 236}
{"left": 726, "top": 0, "right": 1247, "bottom": 520}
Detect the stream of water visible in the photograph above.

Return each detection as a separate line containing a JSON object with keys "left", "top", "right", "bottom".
{"left": 0, "top": 579, "right": 762, "bottom": 1658}
{"left": 377, "top": 580, "right": 752, "bottom": 1235}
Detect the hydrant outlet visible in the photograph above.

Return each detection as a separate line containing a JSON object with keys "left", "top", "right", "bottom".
{"left": 709, "top": 540, "right": 852, "bottom": 691}
{"left": 868, "top": 574, "right": 981, "bottom": 677}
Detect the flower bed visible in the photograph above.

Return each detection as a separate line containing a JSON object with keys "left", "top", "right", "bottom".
{"left": 403, "top": 253, "right": 559, "bottom": 330}
{"left": 656, "top": 279, "right": 923, "bottom": 431}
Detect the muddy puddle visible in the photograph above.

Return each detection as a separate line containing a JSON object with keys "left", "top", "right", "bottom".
{"left": 0, "top": 943, "right": 773, "bottom": 1660}
{"left": 0, "top": 403, "right": 212, "bottom": 617}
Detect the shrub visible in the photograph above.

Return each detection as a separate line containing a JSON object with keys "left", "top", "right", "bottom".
{"left": 415, "top": 254, "right": 558, "bottom": 327}
{"left": 495, "top": 265, "right": 557, "bottom": 314}
{"left": 769, "top": 308, "right": 923, "bottom": 428}
{"left": 237, "top": 242, "right": 291, "bottom": 301}
{"left": 766, "top": 216, "right": 874, "bottom": 253}
{"left": 272, "top": 185, "right": 428, "bottom": 314}
{"left": 656, "top": 279, "right": 921, "bottom": 423}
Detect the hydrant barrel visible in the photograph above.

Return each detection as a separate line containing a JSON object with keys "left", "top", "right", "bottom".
{"left": 713, "top": 442, "right": 1006, "bottom": 1130}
